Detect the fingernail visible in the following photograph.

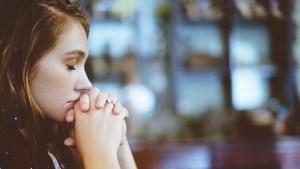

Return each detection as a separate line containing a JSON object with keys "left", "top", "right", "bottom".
{"left": 96, "top": 104, "right": 103, "bottom": 109}
{"left": 66, "top": 116, "right": 72, "bottom": 122}
{"left": 100, "top": 102, "right": 106, "bottom": 108}
{"left": 81, "top": 103, "right": 88, "bottom": 110}
{"left": 115, "top": 107, "right": 121, "bottom": 114}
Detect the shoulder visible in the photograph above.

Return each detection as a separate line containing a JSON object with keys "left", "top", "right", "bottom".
{"left": 0, "top": 132, "right": 33, "bottom": 169}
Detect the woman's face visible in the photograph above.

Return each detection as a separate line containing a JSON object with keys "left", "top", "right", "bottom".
{"left": 30, "top": 21, "right": 92, "bottom": 122}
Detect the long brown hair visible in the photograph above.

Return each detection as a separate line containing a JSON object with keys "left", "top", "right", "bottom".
{"left": 0, "top": 0, "right": 89, "bottom": 168}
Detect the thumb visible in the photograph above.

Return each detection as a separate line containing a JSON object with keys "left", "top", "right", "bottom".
{"left": 64, "top": 109, "right": 76, "bottom": 147}
{"left": 64, "top": 137, "right": 76, "bottom": 147}
{"left": 65, "top": 108, "right": 74, "bottom": 123}
{"left": 64, "top": 123, "right": 77, "bottom": 147}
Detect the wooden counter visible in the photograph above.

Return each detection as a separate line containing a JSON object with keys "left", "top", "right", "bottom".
{"left": 132, "top": 137, "right": 300, "bottom": 169}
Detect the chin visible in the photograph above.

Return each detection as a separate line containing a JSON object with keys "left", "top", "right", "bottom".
{"left": 46, "top": 113, "right": 66, "bottom": 123}
{"left": 56, "top": 118, "right": 66, "bottom": 123}
{"left": 56, "top": 115, "right": 66, "bottom": 123}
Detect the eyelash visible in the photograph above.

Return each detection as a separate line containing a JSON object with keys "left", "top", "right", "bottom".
{"left": 67, "top": 65, "right": 77, "bottom": 70}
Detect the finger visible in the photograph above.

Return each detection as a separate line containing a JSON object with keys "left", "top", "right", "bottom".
{"left": 122, "top": 120, "right": 127, "bottom": 133}
{"left": 96, "top": 91, "right": 109, "bottom": 109}
{"left": 107, "top": 93, "right": 118, "bottom": 105}
{"left": 89, "top": 87, "right": 100, "bottom": 109}
{"left": 73, "top": 101, "right": 81, "bottom": 117}
{"left": 64, "top": 137, "right": 76, "bottom": 147}
{"left": 120, "top": 120, "right": 127, "bottom": 145}
{"left": 119, "top": 107, "right": 129, "bottom": 119}
{"left": 113, "top": 102, "right": 122, "bottom": 115}
{"left": 103, "top": 100, "right": 115, "bottom": 114}
{"left": 104, "top": 93, "right": 118, "bottom": 113}
{"left": 79, "top": 94, "right": 89, "bottom": 111}
{"left": 65, "top": 108, "right": 74, "bottom": 123}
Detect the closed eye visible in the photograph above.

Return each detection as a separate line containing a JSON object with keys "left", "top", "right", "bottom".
{"left": 67, "top": 65, "right": 77, "bottom": 70}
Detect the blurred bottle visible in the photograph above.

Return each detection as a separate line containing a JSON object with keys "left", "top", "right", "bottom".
{"left": 234, "top": 0, "right": 285, "bottom": 20}
{"left": 182, "top": 0, "right": 224, "bottom": 21}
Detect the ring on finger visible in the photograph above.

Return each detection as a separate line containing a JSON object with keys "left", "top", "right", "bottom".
{"left": 106, "top": 99, "right": 116, "bottom": 106}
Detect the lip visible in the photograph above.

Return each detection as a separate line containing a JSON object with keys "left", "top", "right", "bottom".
{"left": 65, "top": 98, "right": 79, "bottom": 110}
{"left": 67, "top": 96, "right": 80, "bottom": 103}
{"left": 65, "top": 101, "right": 76, "bottom": 109}
{"left": 67, "top": 99, "right": 78, "bottom": 103}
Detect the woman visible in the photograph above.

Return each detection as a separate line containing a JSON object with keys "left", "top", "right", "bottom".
{"left": 0, "top": 0, "right": 137, "bottom": 168}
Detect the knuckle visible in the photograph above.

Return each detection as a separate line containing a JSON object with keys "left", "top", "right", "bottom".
{"left": 122, "top": 107, "right": 128, "bottom": 113}
{"left": 91, "top": 87, "right": 100, "bottom": 94}
{"left": 116, "top": 102, "right": 122, "bottom": 108}
{"left": 80, "top": 94, "right": 88, "bottom": 102}
{"left": 101, "top": 92, "right": 109, "bottom": 97}
{"left": 80, "top": 94, "right": 88, "bottom": 100}
{"left": 110, "top": 93, "right": 117, "bottom": 97}
{"left": 108, "top": 93, "right": 115, "bottom": 98}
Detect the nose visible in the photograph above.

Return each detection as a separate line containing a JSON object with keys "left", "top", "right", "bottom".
{"left": 75, "top": 71, "right": 92, "bottom": 92}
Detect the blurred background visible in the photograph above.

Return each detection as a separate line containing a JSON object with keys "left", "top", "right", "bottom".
{"left": 77, "top": 0, "right": 300, "bottom": 168}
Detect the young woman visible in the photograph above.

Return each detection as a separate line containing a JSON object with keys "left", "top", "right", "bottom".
{"left": 0, "top": 0, "right": 137, "bottom": 168}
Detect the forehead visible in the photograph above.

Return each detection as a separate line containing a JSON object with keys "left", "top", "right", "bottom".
{"left": 32, "top": 21, "right": 88, "bottom": 68}
{"left": 54, "top": 21, "right": 88, "bottom": 55}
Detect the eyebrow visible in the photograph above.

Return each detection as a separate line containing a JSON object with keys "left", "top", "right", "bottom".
{"left": 64, "top": 50, "right": 87, "bottom": 60}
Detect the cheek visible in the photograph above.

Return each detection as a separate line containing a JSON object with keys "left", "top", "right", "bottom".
{"left": 30, "top": 68, "right": 72, "bottom": 121}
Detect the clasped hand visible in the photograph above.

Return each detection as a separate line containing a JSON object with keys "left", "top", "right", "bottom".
{"left": 63, "top": 87, "right": 129, "bottom": 157}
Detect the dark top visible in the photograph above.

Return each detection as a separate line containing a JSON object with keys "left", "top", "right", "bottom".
{"left": 0, "top": 132, "right": 55, "bottom": 169}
